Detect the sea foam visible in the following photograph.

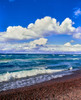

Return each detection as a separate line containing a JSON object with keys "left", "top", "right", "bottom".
{"left": 0, "top": 70, "right": 72, "bottom": 91}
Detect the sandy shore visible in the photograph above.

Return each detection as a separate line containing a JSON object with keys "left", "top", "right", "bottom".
{"left": 0, "top": 70, "right": 81, "bottom": 100}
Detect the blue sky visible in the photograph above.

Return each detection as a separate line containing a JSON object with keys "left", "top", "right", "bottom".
{"left": 0, "top": 0, "right": 80, "bottom": 31}
{"left": 0, "top": 0, "right": 81, "bottom": 53}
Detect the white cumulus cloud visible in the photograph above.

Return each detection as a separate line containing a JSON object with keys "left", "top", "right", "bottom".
{"left": 70, "top": 40, "right": 74, "bottom": 43}
{"left": 0, "top": 16, "right": 76, "bottom": 41}
{"left": 24, "top": 38, "right": 48, "bottom": 50}
{"left": 64, "top": 42, "right": 71, "bottom": 46}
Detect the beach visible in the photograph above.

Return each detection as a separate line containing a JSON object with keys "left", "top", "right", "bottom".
{"left": 0, "top": 69, "right": 81, "bottom": 100}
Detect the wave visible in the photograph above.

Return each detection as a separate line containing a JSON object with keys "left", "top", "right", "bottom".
{"left": 0, "top": 57, "right": 80, "bottom": 64}
{"left": 41, "top": 57, "right": 80, "bottom": 60}
{"left": 0, "top": 68, "right": 65, "bottom": 82}
{"left": 0, "top": 55, "right": 6, "bottom": 57}
{"left": 59, "top": 55, "right": 65, "bottom": 56}
{"left": 73, "top": 55, "right": 78, "bottom": 56}
{"left": 0, "top": 59, "right": 31, "bottom": 63}
{"left": 0, "top": 70, "right": 72, "bottom": 91}
{"left": 0, "top": 59, "right": 13, "bottom": 63}
{"left": 66, "top": 58, "right": 80, "bottom": 60}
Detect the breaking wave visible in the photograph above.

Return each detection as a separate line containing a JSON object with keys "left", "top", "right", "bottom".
{"left": 0, "top": 68, "right": 65, "bottom": 82}
{"left": 0, "top": 69, "right": 73, "bottom": 91}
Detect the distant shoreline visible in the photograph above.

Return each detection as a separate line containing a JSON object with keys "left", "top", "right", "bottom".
{"left": 0, "top": 69, "right": 81, "bottom": 100}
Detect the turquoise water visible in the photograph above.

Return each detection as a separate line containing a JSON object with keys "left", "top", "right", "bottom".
{"left": 0, "top": 54, "right": 81, "bottom": 91}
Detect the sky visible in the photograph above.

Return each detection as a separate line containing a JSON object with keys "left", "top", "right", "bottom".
{"left": 0, "top": 0, "right": 81, "bottom": 53}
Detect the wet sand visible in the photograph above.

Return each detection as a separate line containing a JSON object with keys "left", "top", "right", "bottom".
{"left": 0, "top": 70, "right": 81, "bottom": 100}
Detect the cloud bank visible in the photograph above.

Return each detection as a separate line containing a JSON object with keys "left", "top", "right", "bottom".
{"left": 1, "top": 41, "right": 81, "bottom": 53}
{"left": 0, "top": 16, "right": 81, "bottom": 53}
{"left": 0, "top": 38, "right": 48, "bottom": 52}
{"left": 0, "top": 16, "right": 77, "bottom": 41}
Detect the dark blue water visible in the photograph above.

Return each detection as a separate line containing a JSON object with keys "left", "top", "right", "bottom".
{"left": 0, "top": 54, "right": 81, "bottom": 91}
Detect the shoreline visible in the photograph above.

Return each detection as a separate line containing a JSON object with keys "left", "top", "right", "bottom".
{"left": 0, "top": 69, "right": 81, "bottom": 100}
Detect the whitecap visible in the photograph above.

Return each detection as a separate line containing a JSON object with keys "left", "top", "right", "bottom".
{"left": 59, "top": 55, "right": 65, "bottom": 56}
